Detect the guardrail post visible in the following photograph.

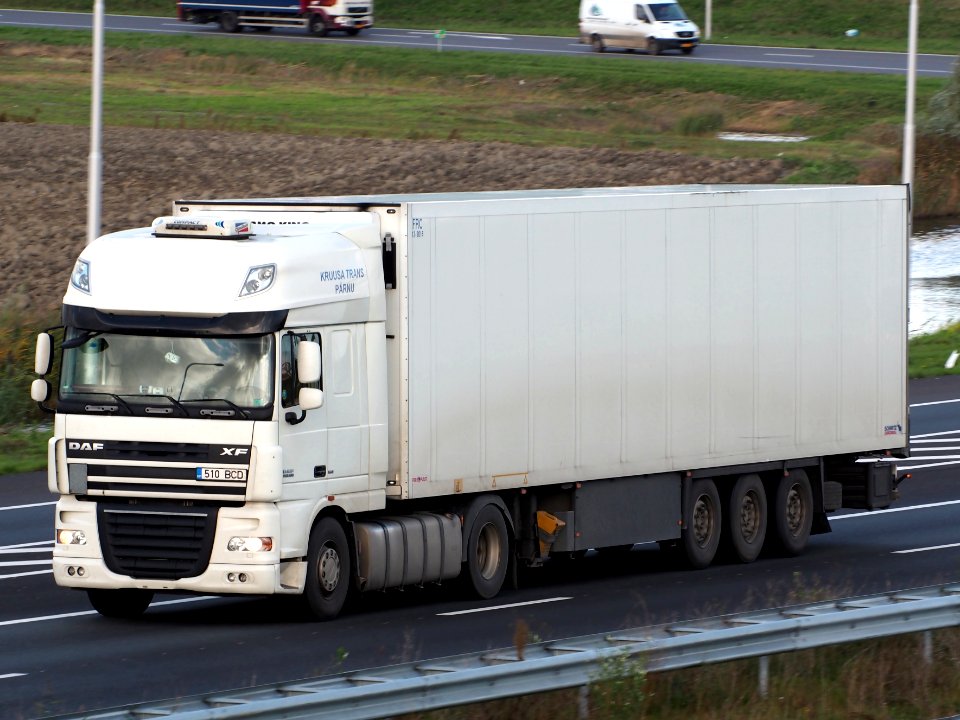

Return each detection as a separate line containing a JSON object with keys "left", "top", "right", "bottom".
{"left": 578, "top": 684, "right": 590, "bottom": 719}
{"left": 923, "top": 631, "right": 933, "bottom": 664}
{"left": 758, "top": 655, "right": 770, "bottom": 698}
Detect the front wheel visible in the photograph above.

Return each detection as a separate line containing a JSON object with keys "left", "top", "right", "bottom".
{"left": 771, "top": 470, "right": 813, "bottom": 556}
{"left": 682, "top": 479, "right": 721, "bottom": 569}
{"left": 87, "top": 588, "right": 154, "bottom": 619}
{"left": 647, "top": 38, "right": 660, "bottom": 55}
{"left": 345, "top": 28, "right": 361, "bottom": 36}
{"left": 591, "top": 34, "right": 606, "bottom": 53}
{"left": 681, "top": 45, "right": 695, "bottom": 54}
{"left": 304, "top": 516, "right": 352, "bottom": 619}
{"left": 465, "top": 504, "right": 509, "bottom": 599}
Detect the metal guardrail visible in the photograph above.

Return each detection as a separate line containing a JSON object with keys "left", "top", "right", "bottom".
{"left": 63, "top": 584, "right": 960, "bottom": 720}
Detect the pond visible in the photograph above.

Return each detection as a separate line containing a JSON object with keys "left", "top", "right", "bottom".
{"left": 911, "top": 217, "right": 960, "bottom": 336}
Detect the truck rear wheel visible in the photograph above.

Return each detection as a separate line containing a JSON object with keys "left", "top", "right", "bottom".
{"left": 307, "top": 13, "right": 329, "bottom": 36}
{"left": 218, "top": 11, "right": 241, "bottom": 32}
{"left": 304, "top": 516, "right": 352, "bottom": 619}
{"left": 466, "top": 504, "right": 509, "bottom": 599}
{"left": 683, "top": 479, "right": 721, "bottom": 568}
{"left": 771, "top": 470, "right": 813, "bottom": 555}
{"left": 87, "top": 588, "right": 154, "bottom": 619}
{"left": 726, "top": 474, "right": 767, "bottom": 563}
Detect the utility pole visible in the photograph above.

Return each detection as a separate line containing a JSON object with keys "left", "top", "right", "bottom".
{"left": 902, "top": 0, "right": 919, "bottom": 190}
{"left": 87, "top": 0, "right": 104, "bottom": 246}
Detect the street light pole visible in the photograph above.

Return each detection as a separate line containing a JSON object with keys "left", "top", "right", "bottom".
{"left": 705, "top": 0, "right": 712, "bottom": 41}
{"left": 902, "top": 0, "right": 919, "bottom": 189}
{"left": 87, "top": 0, "right": 104, "bottom": 246}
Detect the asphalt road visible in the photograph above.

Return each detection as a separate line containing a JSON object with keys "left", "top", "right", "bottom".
{"left": 0, "top": 8, "right": 955, "bottom": 77}
{"left": 0, "top": 376, "right": 958, "bottom": 718}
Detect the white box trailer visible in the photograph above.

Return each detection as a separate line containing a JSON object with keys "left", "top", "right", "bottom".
{"left": 34, "top": 184, "right": 908, "bottom": 620}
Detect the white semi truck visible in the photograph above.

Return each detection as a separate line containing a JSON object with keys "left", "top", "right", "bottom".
{"left": 31, "top": 185, "right": 909, "bottom": 619}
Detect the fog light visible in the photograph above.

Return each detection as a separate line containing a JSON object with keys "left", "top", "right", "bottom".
{"left": 238, "top": 573, "right": 248, "bottom": 583}
{"left": 227, "top": 537, "right": 273, "bottom": 552}
{"left": 76, "top": 567, "right": 85, "bottom": 577}
{"left": 57, "top": 529, "right": 87, "bottom": 545}
{"left": 227, "top": 572, "right": 237, "bottom": 582}
{"left": 67, "top": 566, "right": 75, "bottom": 576}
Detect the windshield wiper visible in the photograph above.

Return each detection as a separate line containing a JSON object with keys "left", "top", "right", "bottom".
{"left": 181, "top": 397, "right": 252, "bottom": 419}
{"left": 63, "top": 330, "right": 103, "bottom": 350}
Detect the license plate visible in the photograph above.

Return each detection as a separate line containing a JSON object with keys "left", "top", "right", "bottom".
{"left": 196, "top": 467, "right": 247, "bottom": 482}
{"left": 681, "top": 43, "right": 693, "bottom": 47}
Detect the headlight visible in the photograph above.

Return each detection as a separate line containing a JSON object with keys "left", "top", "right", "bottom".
{"left": 70, "top": 259, "right": 91, "bottom": 294}
{"left": 239, "top": 264, "right": 276, "bottom": 297}
{"left": 57, "top": 529, "right": 87, "bottom": 545}
{"left": 227, "top": 536, "right": 273, "bottom": 552}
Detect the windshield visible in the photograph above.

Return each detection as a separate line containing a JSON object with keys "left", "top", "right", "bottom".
{"left": 59, "top": 330, "right": 275, "bottom": 419}
{"left": 649, "top": 3, "right": 687, "bottom": 21}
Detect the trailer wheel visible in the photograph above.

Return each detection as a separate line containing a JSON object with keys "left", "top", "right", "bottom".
{"left": 647, "top": 38, "right": 661, "bottom": 55}
{"left": 591, "top": 34, "right": 606, "bottom": 53}
{"left": 304, "top": 516, "right": 351, "bottom": 619}
{"left": 218, "top": 11, "right": 241, "bottom": 32}
{"left": 682, "top": 479, "right": 721, "bottom": 568}
{"left": 726, "top": 474, "right": 767, "bottom": 563}
{"left": 772, "top": 470, "right": 813, "bottom": 556}
{"left": 307, "top": 13, "right": 329, "bottom": 36}
{"left": 87, "top": 588, "right": 154, "bottom": 619}
{"left": 466, "top": 504, "right": 509, "bottom": 599}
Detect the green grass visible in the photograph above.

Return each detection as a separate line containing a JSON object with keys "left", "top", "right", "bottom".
{"left": 909, "top": 322, "right": 960, "bottom": 378}
{"left": 0, "top": 427, "right": 50, "bottom": 475}
{"left": 7, "top": 0, "right": 960, "bottom": 52}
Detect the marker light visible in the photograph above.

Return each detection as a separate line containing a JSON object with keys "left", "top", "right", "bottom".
{"left": 239, "top": 265, "right": 276, "bottom": 298}
{"left": 57, "top": 529, "right": 87, "bottom": 545}
{"left": 227, "top": 536, "right": 273, "bottom": 552}
{"left": 71, "top": 259, "right": 91, "bottom": 294}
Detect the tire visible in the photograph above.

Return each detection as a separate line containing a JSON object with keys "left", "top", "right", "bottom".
{"left": 465, "top": 504, "right": 509, "bottom": 599}
{"left": 726, "top": 474, "right": 767, "bottom": 563}
{"left": 87, "top": 588, "right": 154, "bottom": 619}
{"left": 218, "top": 11, "right": 241, "bottom": 33}
{"left": 346, "top": 28, "right": 361, "bottom": 36}
{"left": 647, "top": 38, "right": 660, "bottom": 55}
{"left": 681, "top": 46, "right": 695, "bottom": 54}
{"left": 253, "top": 26, "right": 273, "bottom": 33}
{"left": 591, "top": 34, "right": 606, "bottom": 53}
{"left": 682, "top": 479, "right": 721, "bottom": 569}
{"left": 304, "top": 516, "right": 352, "bottom": 619}
{"left": 307, "top": 13, "right": 329, "bottom": 37}
{"left": 772, "top": 470, "right": 813, "bottom": 556}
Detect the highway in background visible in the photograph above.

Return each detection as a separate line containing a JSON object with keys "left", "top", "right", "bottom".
{"left": 1, "top": 376, "right": 958, "bottom": 718}
{"left": 0, "top": 8, "right": 955, "bottom": 77}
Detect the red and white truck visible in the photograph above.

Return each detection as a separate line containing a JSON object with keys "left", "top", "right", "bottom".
{"left": 32, "top": 185, "right": 908, "bottom": 620}
{"left": 176, "top": 0, "right": 373, "bottom": 36}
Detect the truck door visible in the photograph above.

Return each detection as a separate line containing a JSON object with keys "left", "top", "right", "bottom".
{"left": 279, "top": 331, "right": 329, "bottom": 489}
{"left": 322, "top": 324, "right": 366, "bottom": 486}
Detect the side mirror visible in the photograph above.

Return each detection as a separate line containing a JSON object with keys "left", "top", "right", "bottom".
{"left": 31, "top": 378, "right": 50, "bottom": 403}
{"left": 35, "top": 333, "right": 53, "bottom": 375}
{"left": 297, "top": 340, "right": 321, "bottom": 384}
{"left": 298, "top": 387, "right": 324, "bottom": 410}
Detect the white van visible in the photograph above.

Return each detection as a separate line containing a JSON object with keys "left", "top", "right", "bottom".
{"left": 579, "top": 0, "right": 700, "bottom": 55}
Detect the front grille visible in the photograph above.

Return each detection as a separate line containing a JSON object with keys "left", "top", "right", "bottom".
{"left": 347, "top": 6, "right": 370, "bottom": 13}
{"left": 98, "top": 503, "right": 217, "bottom": 580}
{"left": 677, "top": 31, "right": 695, "bottom": 38}
{"left": 85, "top": 464, "right": 247, "bottom": 500}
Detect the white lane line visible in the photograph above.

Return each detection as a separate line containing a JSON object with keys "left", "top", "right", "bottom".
{"left": 896, "top": 461, "right": 960, "bottom": 470}
{"left": 832, "top": 499, "right": 960, "bottom": 520}
{"left": 910, "top": 439, "right": 960, "bottom": 444}
{"left": 898, "top": 454, "right": 960, "bottom": 460}
{"left": 0, "top": 596, "right": 217, "bottom": 627}
{"left": 894, "top": 542, "right": 960, "bottom": 554}
{"left": 0, "top": 502, "right": 56, "bottom": 512}
{"left": 765, "top": 52, "right": 815, "bottom": 57}
{"left": 0, "top": 674, "right": 26, "bottom": 680}
{"left": 438, "top": 597, "right": 572, "bottom": 616}
{"left": 912, "top": 398, "right": 960, "bottom": 408}
{"left": 0, "top": 548, "right": 53, "bottom": 555}
{"left": 0, "top": 561, "right": 51, "bottom": 568}
{"left": 0, "top": 570, "right": 52, "bottom": 580}
{"left": 911, "top": 429, "right": 960, "bottom": 438}
{"left": 0, "top": 541, "right": 53, "bottom": 549}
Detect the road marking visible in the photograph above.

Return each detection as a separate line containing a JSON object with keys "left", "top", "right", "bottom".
{"left": 438, "top": 597, "right": 572, "bottom": 616}
{"left": 0, "top": 541, "right": 53, "bottom": 549}
{"left": 898, "top": 454, "right": 960, "bottom": 459}
{"left": 0, "top": 674, "right": 26, "bottom": 680}
{"left": 911, "top": 398, "right": 960, "bottom": 408}
{"left": 832, "top": 499, "right": 960, "bottom": 521}
{"left": 0, "top": 570, "right": 52, "bottom": 580}
{"left": 894, "top": 542, "right": 960, "bottom": 554}
{"left": 0, "top": 548, "right": 53, "bottom": 555}
{"left": 765, "top": 52, "right": 815, "bottom": 57}
{"left": 911, "top": 429, "right": 960, "bottom": 438}
{"left": 895, "top": 460, "right": 960, "bottom": 470}
{"left": 0, "top": 596, "right": 218, "bottom": 627}
{"left": 0, "top": 501, "right": 56, "bottom": 512}
{"left": 0, "top": 561, "right": 51, "bottom": 568}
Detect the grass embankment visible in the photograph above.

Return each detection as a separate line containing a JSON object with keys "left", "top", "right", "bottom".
{"left": 10, "top": 0, "right": 960, "bottom": 53}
